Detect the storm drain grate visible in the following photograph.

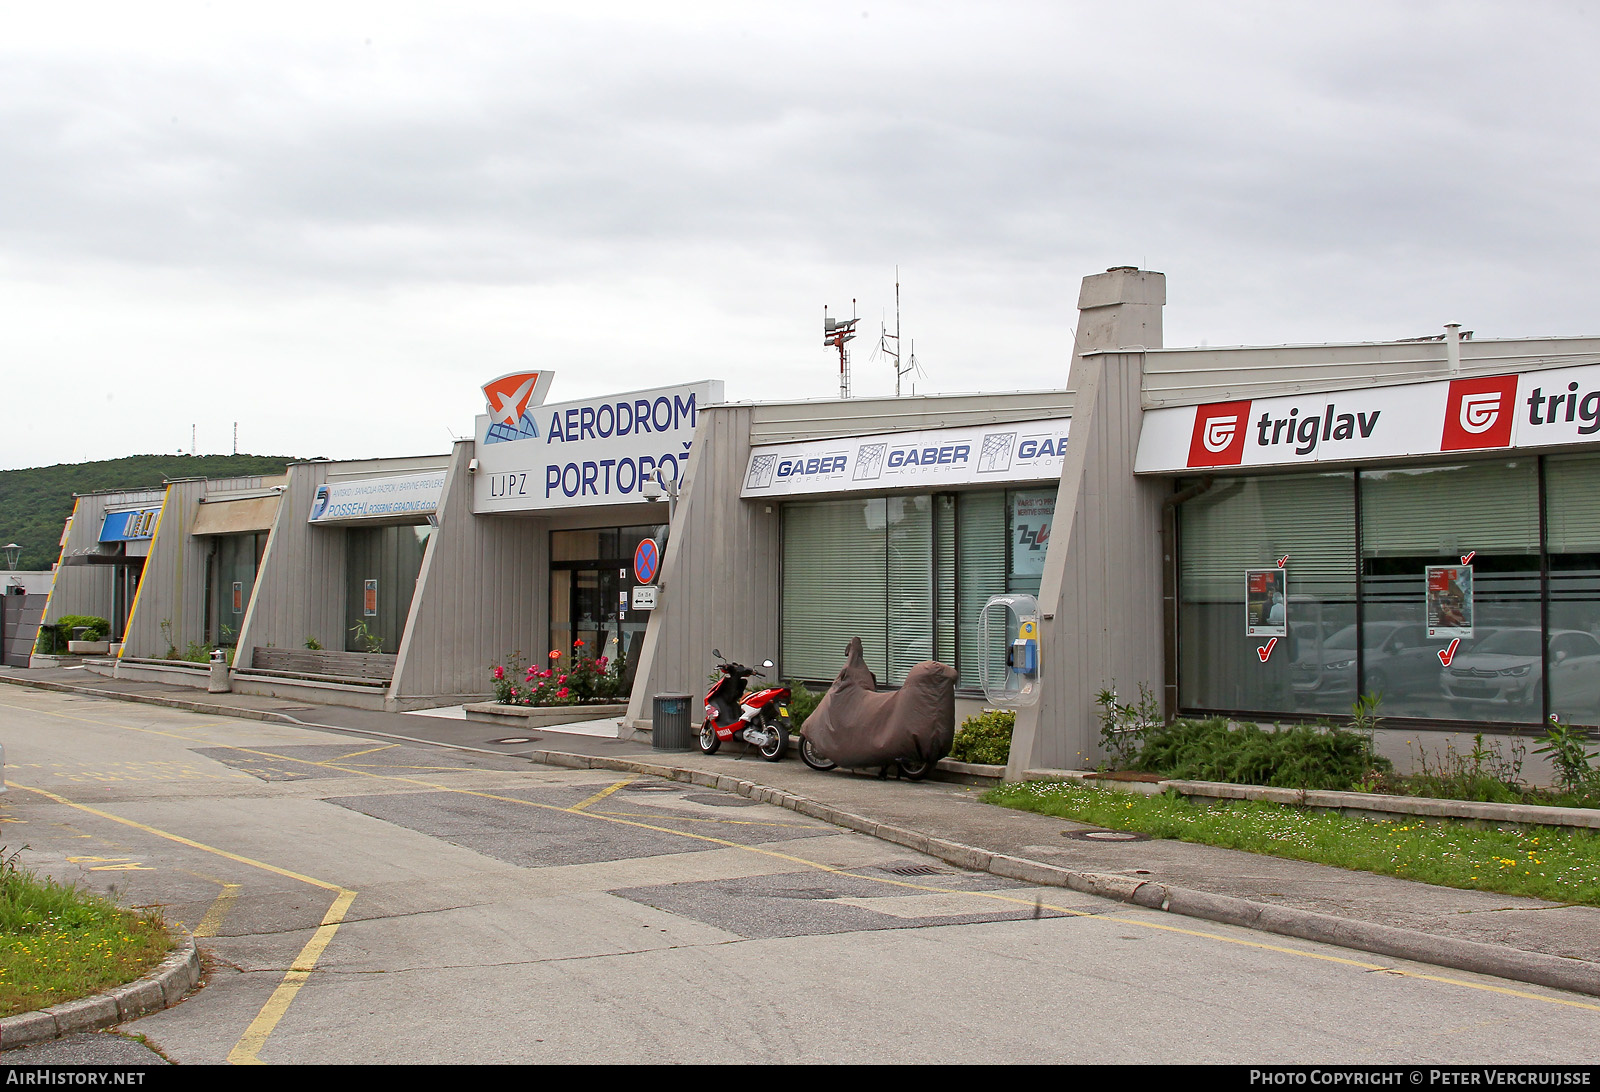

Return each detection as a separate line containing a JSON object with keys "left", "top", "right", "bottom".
{"left": 489, "top": 737, "right": 537, "bottom": 745}
{"left": 884, "top": 864, "right": 951, "bottom": 877}
{"left": 1063, "top": 829, "right": 1151, "bottom": 842}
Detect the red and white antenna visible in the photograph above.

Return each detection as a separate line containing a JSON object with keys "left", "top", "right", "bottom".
{"left": 823, "top": 299, "right": 859, "bottom": 399}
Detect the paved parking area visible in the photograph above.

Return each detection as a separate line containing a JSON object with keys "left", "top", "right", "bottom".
{"left": 3, "top": 686, "right": 1598, "bottom": 1064}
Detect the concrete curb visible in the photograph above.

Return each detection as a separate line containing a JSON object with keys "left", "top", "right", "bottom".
{"left": 6, "top": 674, "right": 1598, "bottom": 1001}
{"left": 0, "top": 930, "right": 200, "bottom": 1051}
{"left": 1026, "top": 768, "right": 1600, "bottom": 832}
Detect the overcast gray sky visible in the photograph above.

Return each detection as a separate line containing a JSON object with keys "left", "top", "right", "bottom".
{"left": 4, "top": 1, "right": 1598, "bottom": 469}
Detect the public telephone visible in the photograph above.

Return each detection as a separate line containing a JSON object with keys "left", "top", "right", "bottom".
{"left": 980, "top": 594, "right": 1042, "bottom": 707}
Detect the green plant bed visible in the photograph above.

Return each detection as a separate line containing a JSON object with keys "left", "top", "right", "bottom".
{"left": 0, "top": 850, "right": 173, "bottom": 1017}
{"left": 984, "top": 781, "right": 1600, "bottom": 907}
{"left": 950, "top": 710, "right": 1015, "bottom": 765}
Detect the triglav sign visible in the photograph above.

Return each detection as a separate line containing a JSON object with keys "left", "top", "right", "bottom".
{"left": 741, "top": 418, "right": 1071, "bottom": 498}
{"left": 1135, "top": 362, "right": 1600, "bottom": 472}
{"left": 474, "top": 381, "right": 723, "bottom": 512}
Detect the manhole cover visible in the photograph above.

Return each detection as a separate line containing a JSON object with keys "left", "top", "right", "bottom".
{"left": 624, "top": 783, "right": 679, "bottom": 793}
{"left": 683, "top": 793, "right": 757, "bottom": 807}
{"left": 1064, "top": 829, "right": 1150, "bottom": 842}
{"left": 884, "top": 864, "right": 951, "bottom": 877}
{"left": 489, "top": 737, "right": 536, "bottom": 745}
{"left": 275, "top": 706, "right": 315, "bottom": 712}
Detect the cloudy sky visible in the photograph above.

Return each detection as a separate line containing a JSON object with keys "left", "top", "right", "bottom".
{"left": 4, "top": 1, "right": 1598, "bottom": 469}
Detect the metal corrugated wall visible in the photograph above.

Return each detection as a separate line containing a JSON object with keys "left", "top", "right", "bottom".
{"left": 748, "top": 390, "right": 1075, "bottom": 445}
{"left": 41, "top": 490, "right": 162, "bottom": 630}
{"left": 390, "top": 441, "right": 547, "bottom": 703}
{"left": 625, "top": 405, "right": 781, "bottom": 726}
{"left": 233, "top": 462, "right": 345, "bottom": 663}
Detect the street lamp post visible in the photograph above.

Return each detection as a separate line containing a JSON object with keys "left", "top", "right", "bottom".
{"left": 2, "top": 544, "right": 19, "bottom": 570}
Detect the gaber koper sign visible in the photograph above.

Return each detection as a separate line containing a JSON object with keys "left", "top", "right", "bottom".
{"left": 473, "top": 381, "right": 723, "bottom": 512}
{"left": 740, "top": 418, "right": 1071, "bottom": 498}
{"left": 1134, "top": 362, "right": 1600, "bottom": 473}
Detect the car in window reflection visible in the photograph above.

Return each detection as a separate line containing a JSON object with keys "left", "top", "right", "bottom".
{"left": 1292, "top": 622, "right": 1455, "bottom": 698}
{"left": 1439, "top": 628, "right": 1600, "bottom": 712}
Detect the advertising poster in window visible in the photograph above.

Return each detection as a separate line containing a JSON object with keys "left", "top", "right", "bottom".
{"left": 1426, "top": 565, "right": 1473, "bottom": 638}
{"left": 231, "top": 582, "right": 244, "bottom": 613}
{"left": 1010, "top": 491, "right": 1056, "bottom": 577}
{"left": 363, "top": 579, "right": 378, "bottom": 617}
{"left": 1245, "top": 569, "right": 1287, "bottom": 637}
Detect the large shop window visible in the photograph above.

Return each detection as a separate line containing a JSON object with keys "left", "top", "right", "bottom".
{"left": 549, "top": 524, "right": 659, "bottom": 688}
{"left": 1178, "top": 473, "right": 1357, "bottom": 715}
{"left": 782, "top": 489, "right": 1051, "bottom": 689}
{"left": 344, "top": 524, "right": 433, "bottom": 654}
{"left": 1178, "top": 456, "right": 1600, "bottom": 728}
{"left": 1547, "top": 453, "right": 1600, "bottom": 728}
{"left": 1360, "top": 460, "right": 1539, "bottom": 724}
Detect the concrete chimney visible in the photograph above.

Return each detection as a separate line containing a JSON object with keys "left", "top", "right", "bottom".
{"left": 1073, "top": 266, "right": 1166, "bottom": 373}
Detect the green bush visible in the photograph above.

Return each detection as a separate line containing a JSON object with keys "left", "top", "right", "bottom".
{"left": 950, "top": 709, "right": 1015, "bottom": 765}
{"left": 786, "top": 681, "right": 824, "bottom": 730}
{"left": 1131, "top": 716, "right": 1389, "bottom": 792}
{"left": 34, "top": 615, "right": 110, "bottom": 654}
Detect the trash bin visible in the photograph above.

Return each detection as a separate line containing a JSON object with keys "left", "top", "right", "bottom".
{"left": 651, "top": 693, "right": 694, "bottom": 751}
{"left": 208, "top": 648, "right": 232, "bottom": 694}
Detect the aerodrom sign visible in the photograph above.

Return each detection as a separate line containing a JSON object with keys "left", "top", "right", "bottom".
{"left": 1134, "top": 362, "right": 1600, "bottom": 473}
{"left": 740, "top": 418, "right": 1072, "bottom": 498}
{"left": 474, "top": 380, "right": 724, "bottom": 512}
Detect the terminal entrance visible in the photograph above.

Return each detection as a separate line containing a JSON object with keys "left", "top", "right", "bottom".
{"left": 549, "top": 525, "right": 662, "bottom": 692}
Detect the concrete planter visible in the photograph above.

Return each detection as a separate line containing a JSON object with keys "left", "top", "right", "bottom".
{"left": 464, "top": 702, "right": 628, "bottom": 728}
{"left": 67, "top": 640, "right": 110, "bottom": 655}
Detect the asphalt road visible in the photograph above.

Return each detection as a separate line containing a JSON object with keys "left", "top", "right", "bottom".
{"left": 2, "top": 687, "right": 1597, "bottom": 1064}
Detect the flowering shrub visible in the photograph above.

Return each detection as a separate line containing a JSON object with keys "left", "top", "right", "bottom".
{"left": 490, "top": 640, "right": 627, "bottom": 706}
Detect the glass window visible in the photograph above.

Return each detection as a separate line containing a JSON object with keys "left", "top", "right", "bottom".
{"left": 345, "top": 524, "right": 433, "bottom": 653}
{"left": 1361, "top": 461, "right": 1540, "bottom": 724}
{"left": 956, "top": 492, "right": 1006, "bottom": 690}
{"left": 886, "top": 496, "right": 933, "bottom": 685}
{"left": 782, "top": 499, "right": 888, "bottom": 682}
{"left": 208, "top": 532, "right": 265, "bottom": 647}
{"left": 1178, "top": 473, "right": 1357, "bottom": 715}
{"left": 1547, "top": 453, "right": 1600, "bottom": 727}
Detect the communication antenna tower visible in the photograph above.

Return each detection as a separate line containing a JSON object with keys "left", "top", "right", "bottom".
{"left": 877, "top": 268, "right": 923, "bottom": 397}
{"left": 823, "top": 299, "right": 859, "bottom": 399}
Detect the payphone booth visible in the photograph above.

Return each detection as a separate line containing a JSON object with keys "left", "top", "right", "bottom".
{"left": 979, "top": 593, "right": 1041, "bottom": 707}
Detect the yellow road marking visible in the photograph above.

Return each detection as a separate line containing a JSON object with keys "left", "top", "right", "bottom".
{"left": 332, "top": 744, "right": 397, "bottom": 760}
{"left": 195, "top": 883, "right": 242, "bottom": 938}
{"left": 7, "top": 781, "right": 358, "bottom": 1063}
{"left": 10, "top": 696, "right": 1600, "bottom": 1014}
{"left": 227, "top": 889, "right": 357, "bottom": 1066}
{"left": 569, "top": 778, "right": 633, "bottom": 812}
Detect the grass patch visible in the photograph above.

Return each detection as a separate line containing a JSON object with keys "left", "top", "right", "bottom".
{"left": 984, "top": 781, "right": 1600, "bottom": 907}
{"left": 0, "top": 849, "right": 173, "bottom": 1017}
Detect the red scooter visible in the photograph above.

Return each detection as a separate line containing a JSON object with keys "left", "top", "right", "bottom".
{"left": 699, "top": 650, "right": 791, "bottom": 761}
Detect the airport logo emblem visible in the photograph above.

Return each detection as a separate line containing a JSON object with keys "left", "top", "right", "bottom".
{"left": 1187, "top": 400, "right": 1252, "bottom": 467}
{"left": 1441, "top": 375, "right": 1517, "bottom": 451}
{"left": 482, "top": 371, "right": 555, "bottom": 445}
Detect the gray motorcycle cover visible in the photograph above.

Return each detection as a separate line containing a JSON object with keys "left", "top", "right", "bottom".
{"left": 803, "top": 637, "right": 957, "bottom": 768}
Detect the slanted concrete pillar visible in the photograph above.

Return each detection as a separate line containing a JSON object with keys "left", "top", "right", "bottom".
{"left": 1006, "top": 268, "right": 1166, "bottom": 778}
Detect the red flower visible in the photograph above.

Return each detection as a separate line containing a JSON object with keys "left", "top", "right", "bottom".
{"left": 549, "top": 650, "right": 562, "bottom": 660}
{"left": 556, "top": 687, "right": 570, "bottom": 697}
{"left": 492, "top": 665, "right": 505, "bottom": 680}
{"left": 558, "top": 674, "right": 567, "bottom": 683}
{"left": 574, "top": 639, "right": 585, "bottom": 648}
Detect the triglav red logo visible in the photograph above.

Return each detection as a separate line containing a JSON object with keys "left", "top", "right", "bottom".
{"left": 1440, "top": 375, "right": 1518, "bottom": 451}
{"left": 1187, "top": 400, "right": 1252, "bottom": 467}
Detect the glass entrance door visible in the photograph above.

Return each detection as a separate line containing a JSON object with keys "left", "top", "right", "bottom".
{"left": 552, "top": 567, "right": 623, "bottom": 661}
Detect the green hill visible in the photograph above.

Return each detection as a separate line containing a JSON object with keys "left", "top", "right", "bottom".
{"left": 0, "top": 454, "right": 301, "bottom": 571}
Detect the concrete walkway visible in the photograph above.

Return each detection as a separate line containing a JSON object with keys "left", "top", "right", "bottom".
{"left": 4, "top": 665, "right": 1599, "bottom": 1000}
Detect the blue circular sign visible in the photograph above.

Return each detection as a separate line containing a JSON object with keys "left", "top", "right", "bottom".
{"left": 633, "top": 538, "right": 660, "bottom": 585}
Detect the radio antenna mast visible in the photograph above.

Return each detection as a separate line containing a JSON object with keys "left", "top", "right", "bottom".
{"left": 823, "top": 299, "right": 859, "bottom": 399}
{"left": 878, "top": 268, "right": 920, "bottom": 397}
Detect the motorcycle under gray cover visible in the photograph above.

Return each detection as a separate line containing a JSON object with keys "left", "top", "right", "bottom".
{"left": 803, "top": 637, "right": 957, "bottom": 768}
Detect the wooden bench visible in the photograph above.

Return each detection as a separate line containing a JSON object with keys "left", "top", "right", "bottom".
{"left": 245, "top": 648, "right": 398, "bottom": 688}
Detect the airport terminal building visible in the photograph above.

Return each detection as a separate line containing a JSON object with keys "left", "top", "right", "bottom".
{"left": 38, "top": 267, "right": 1600, "bottom": 776}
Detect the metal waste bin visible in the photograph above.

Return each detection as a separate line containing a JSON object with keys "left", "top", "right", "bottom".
{"left": 208, "top": 647, "right": 232, "bottom": 694}
{"left": 651, "top": 693, "right": 694, "bottom": 751}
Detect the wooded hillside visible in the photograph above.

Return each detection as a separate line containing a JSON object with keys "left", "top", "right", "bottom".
{"left": 0, "top": 454, "right": 299, "bottom": 571}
